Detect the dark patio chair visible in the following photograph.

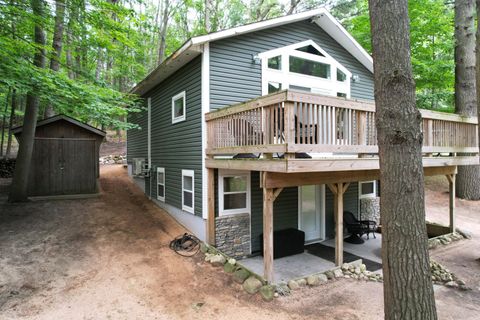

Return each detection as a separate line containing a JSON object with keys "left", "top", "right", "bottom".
{"left": 343, "top": 211, "right": 377, "bottom": 244}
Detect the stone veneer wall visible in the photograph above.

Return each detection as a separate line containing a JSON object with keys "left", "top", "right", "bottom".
{"left": 215, "top": 213, "right": 251, "bottom": 259}
{"left": 360, "top": 197, "right": 380, "bottom": 225}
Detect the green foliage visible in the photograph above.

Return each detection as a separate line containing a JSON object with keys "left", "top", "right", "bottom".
{"left": 333, "top": 0, "right": 455, "bottom": 111}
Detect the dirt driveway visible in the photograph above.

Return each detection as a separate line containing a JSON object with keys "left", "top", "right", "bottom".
{"left": 0, "top": 166, "right": 479, "bottom": 320}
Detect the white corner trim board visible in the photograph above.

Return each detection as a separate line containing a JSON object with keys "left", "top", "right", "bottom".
{"left": 201, "top": 42, "right": 210, "bottom": 220}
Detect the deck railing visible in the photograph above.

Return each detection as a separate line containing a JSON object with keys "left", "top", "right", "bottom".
{"left": 205, "top": 90, "right": 479, "bottom": 157}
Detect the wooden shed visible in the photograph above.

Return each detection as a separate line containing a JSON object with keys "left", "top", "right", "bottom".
{"left": 13, "top": 115, "right": 105, "bottom": 197}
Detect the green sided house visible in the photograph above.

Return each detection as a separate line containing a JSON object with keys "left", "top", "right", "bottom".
{"left": 127, "top": 8, "right": 479, "bottom": 283}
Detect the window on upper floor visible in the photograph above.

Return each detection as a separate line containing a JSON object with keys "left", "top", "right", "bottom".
{"left": 260, "top": 40, "right": 352, "bottom": 98}
{"left": 172, "top": 91, "right": 186, "bottom": 124}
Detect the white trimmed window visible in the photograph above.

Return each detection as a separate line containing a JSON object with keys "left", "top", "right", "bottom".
{"left": 259, "top": 39, "right": 351, "bottom": 97}
{"left": 359, "top": 181, "right": 376, "bottom": 199}
{"left": 172, "top": 91, "right": 186, "bottom": 123}
{"left": 156, "top": 167, "right": 165, "bottom": 202}
{"left": 182, "top": 169, "right": 194, "bottom": 213}
{"left": 219, "top": 170, "right": 251, "bottom": 216}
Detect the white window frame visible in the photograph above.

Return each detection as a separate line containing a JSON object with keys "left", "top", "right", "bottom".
{"left": 259, "top": 39, "right": 352, "bottom": 97}
{"left": 181, "top": 169, "right": 194, "bottom": 213}
{"left": 218, "top": 170, "right": 251, "bottom": 216}
{"left": 156, "top": 167, "right": 165, "bottom": 202}
{"left": 359, "top": 181, "right": 376, "bottom": 199}
{"left": 171, "top": 91, "right": 186, "bottom": 124}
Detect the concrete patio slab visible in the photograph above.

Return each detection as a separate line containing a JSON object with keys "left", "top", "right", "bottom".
{"left": 238, "top": 252, "right": 335, "bottom": 284}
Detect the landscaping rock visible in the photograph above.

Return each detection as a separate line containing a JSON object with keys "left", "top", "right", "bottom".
{"left": 318, "top": 274, "right": 328, "bottom": 283}
{"left": 243, "top": 276, "right": 263, "bottom": 294}
{"left": 333, "top": 269, "right": 343, "bottom": 278}
{"left": 341, "top": 263, "right": 350, "bottom": 271}
{"left": 325, "top": 270, "right": 335, "bottom": 280}
{"left": 277, "top": 283, "right": 291, "bottom": 296}
{"left": 232, "top": 268, "right": 250, "bottom": 284}
{"left": 227, "top": 258, "right": 236, "bottom": 265}
{"left": 259, "top": 285, "right": 275, "bottom": 301}
{"left": 200, "top": 243, "right": 209, "bottom": 253}
{"left": 223, "top": 262, "right": 236, "bottom": 273}
{"left": 354, "top": 267, "right": 361, "bottom": 275}
{"left": 288, "top": 280, "right": 300, "bottom": 290}
{"left": 360, "top": 264, "right": 367, "bottom": 273}
{"left": 306, "top": 275, "right": 320, "bottom": 286}
{"left": 297, "top": 278, "right": 307, "bottom": 287}
{"left": 210, "top": 254, "right": 227, "bottom": 267}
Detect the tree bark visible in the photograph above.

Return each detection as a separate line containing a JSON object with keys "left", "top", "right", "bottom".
{"left": 368, "top": 0, "right": 438, "bottom": 319}
{"left": 158, "top": 0, "right": 170, "bottom": 64}
{"left": 6, "top": 89, "right": 16, "bottom": 158}
{"left": 1, "top": 87, "right": 11, "bottom": 157}
{"left": 455, "top": 0, "right": 480, "bottom": 200}
{"left": 44, "top": 0, "right": 66, "bottom": 118}
{"left": 9, "top": 0, "right": 47, "bottom": 202}
{"left": 477, "top": 0, "right": 480, "bottom": 154}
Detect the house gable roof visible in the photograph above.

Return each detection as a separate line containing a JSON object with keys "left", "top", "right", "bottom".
{"left": 12, "top": 114, "right": 106, "bottom": 137}
{"left": 131, "top": 8, "right": 373, "bottom": 96}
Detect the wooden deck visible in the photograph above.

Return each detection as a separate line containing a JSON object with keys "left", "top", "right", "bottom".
{"left": 205, "top": 90, "right": 479, "bottom": 173}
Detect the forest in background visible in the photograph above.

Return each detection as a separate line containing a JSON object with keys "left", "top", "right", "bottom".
{"left": 0, "top": 0, "right": 455, "bottom": 157}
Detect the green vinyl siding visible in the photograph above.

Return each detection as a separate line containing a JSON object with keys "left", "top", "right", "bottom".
{"left": 126, "top": 104, "right": 148, "bottom": 161}
{"left": 128, "top": 56, "right": 203, "bottom": 217}
{"left": 250, "top": 171, "right": 299, "bottom": 253}
{"left": 210, "top": 20, "right": 374, "bottom": 110}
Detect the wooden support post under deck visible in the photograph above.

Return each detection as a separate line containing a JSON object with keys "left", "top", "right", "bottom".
{"left": 207, "top": 168, "right": 216, "bottom": 245}
{"left": 327, "top": 182, "right": 350, "bottom": 266}
{"left": 263, "top": 185, "right": 274, "bottom": 283}
{"left": 446, "top": 173, "right": 456, "bottom": 233}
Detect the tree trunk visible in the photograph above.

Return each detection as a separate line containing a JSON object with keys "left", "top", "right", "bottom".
{"left": 6, "top": 89, "right": 16, "bottom": 158}
{"left": 205, "top": 0, "right": 212, "bottom": 33}
{"left": 368, "top": 0, "right": 438, "bottom": 319}
{"left": 44, "top": 0, "right": 66, "bottom": 118}
{"left": 9, "top": 0, "right": 47, "bottom": 202}
{"left": 158, "top": 0, "right": 170, "bottom": 64}
{"left": 1, "top": 87, "right": 11, "bottom": 157}
{"left": 477, "top": 0, "right": 480, "bottom": 154}
{"left": 455, "top": 0, "right": 480, "bottom": 200}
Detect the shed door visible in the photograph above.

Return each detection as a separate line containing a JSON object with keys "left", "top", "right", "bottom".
{"left": 29, "top": 138, "right": 97, "bottom": 196}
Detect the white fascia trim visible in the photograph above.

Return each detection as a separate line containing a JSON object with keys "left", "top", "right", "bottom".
{"left": 313, "top": 11, "right": 373, "bottom": 73}
{"left": 201, "top": 43, "right": 210, "bottom": 219}
{"left": 190, "top": 8, "right": 328, "bottom": 46}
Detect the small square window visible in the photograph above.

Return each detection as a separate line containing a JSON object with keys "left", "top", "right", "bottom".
{"left": 219, "top": 171, "right": 250, "bottom": 216}
{"left": 172, "top": 91, "right": 186, "bottom": 123}
{"left": 182, "top": 170, "right": 194, "bottom": 213}
{"left": 268, "top": 82, "right": 282, "bottom": 94}
{"left": 337, "top": 69, "right": 347, "bottom": 82}
{"left": 359, "top": 181, "right": 376, "bottom": 198}
{"left": 157, "top": 167, "right": 165, "bottom": 201}
{"left": 267, "top": 56, "right": 281, "bottom": 70}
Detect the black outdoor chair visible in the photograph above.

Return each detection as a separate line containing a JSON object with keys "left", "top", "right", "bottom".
{"left": 343, "top": 211, "right": 377, "bottom": 244}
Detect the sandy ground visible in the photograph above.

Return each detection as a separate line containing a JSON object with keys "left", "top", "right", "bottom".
{"left": 0, "top": 166, "right": 479, "bottom": 320}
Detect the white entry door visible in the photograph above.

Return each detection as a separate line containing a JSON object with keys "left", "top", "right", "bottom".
{"left": 299, "top": 185, "right": 325, "bottom": 242}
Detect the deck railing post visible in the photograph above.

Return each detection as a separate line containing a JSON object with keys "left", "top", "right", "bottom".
{"left": 446, "top": 173, "right": 456, "bottom": 233}
{"left": 284, "top": 101, "right": 295, "bottom": 157}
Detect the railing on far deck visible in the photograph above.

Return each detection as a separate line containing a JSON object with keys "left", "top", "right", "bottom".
{"left": 205, "top": 90, "right": 479, "bottom": 157}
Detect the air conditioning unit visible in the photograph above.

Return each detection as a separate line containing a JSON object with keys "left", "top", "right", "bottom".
{"left": 133, "top": 158, "right": 145, "bottom": 177}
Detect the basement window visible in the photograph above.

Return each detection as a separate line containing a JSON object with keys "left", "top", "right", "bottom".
{"left": 157, "top": 167, "right": 165, "bottom": 202}
{"left": 182, "top": 170, "right": 194, "bottom": 213}
{"left": 359, "top": 181, "right": 376, "bottom": 199}
{"left": 219, "top": 170, "right": 251, "bottom": 216}
{"left": 172, "top": 91, "right": 186, "bottom": 124}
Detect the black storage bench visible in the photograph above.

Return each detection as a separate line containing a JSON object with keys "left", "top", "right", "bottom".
{"left": 260, "top": 228, "right": 305, "bottom": 259}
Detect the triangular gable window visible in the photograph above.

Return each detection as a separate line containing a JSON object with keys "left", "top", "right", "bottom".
{"left": 295, "top": 45, "right": 324, "bottom": 57}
